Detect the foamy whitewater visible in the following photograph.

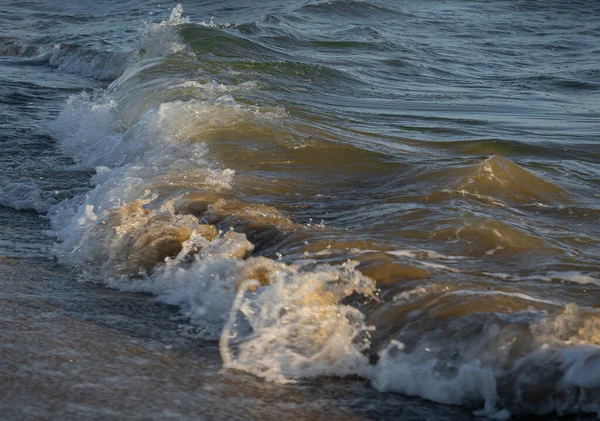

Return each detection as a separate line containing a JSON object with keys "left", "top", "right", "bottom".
{"left": 48, "top": 5, "right": 378, "bottom": 385}
{"left": 2, "top": 2, "right": 600, "bottom": 420}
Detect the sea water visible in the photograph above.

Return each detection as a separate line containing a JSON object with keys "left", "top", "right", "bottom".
{"left": 1, "top": 1, "right": 600, "bottom": 419}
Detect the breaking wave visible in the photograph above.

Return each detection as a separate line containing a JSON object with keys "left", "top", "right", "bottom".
{"left": 42, "top": 4, "right": 600, "bottom": 419}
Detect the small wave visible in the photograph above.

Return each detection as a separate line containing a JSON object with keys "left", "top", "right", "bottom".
{"left": 545, "top": 271, "right": 600, "bottom": 286}
{"left": 1, "top": 39, "right": 131, "bottom": 81}
{"left": 422, "top": 138, "right": 577, "bottom": 159}
{"left": 0, "top": 39, "right": 39, "bottom": 57}
{"left": 0, "top": 3, "right": 194, "bottom": 82}
{"left": 501, "top": 73, "right": 600, "bottom": 93}
{"left": 450, "top": 155, "right": 569, "bottom": 206}
{"left": 299, "top": 0, "right": 396, "bottom": 17}
{"left": 372, "top": 304, "right": 600, "bottom": 418}
{"left": 46, "top": 44, "right": 131, "bottom": 81}
{"left": 437, "top": 216, "right": 550, "bottom": 256}
{"left": 0, "top": 178, "right": 51, "bottom": 213}
{"left": 181, "top": 25, "right": 279, "bottom": 61}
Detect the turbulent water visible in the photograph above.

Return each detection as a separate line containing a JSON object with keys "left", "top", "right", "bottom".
{"left": 1, "top": 1, "right": 600, "bottom": 419}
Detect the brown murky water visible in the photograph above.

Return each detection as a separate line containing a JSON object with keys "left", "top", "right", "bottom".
{"left": 1, "top": 1, "right": 600, "bottom": 419}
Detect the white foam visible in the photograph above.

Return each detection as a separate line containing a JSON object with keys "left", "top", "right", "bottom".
{"left": 111, "top": 231, "right": 255, "bottom": 339}
{"left": 166, "top": 3, "right": 189, "bottom": 25}
{"left": 504, "top": 271, "right": 600, "bottom": 286}
{"left": 417, "top": 261, "right": 463, "bottom": 273}
{"left": 481, "top": 272, "right": 513, "bottom": 279}
{"left": 372, "top": 341, "right": 506, "bottom": 419}
{"left": 199, "top": 17, "right": 233, "bottom": 29}
{"left": 221, "top": 260, "right": 376, "bottom": 382}
{"left": 168, "top": 80, "right": 260, "bottom": 99}
{"left": 387, "top": 249, "right": 466, "bottom": 260}
{"left": 136, "top": 3, "right": 190, "bottom": 58}
{"left": 547, "top": 271, "right": 600, "bottom": 286}
{"left": 392, "top": 283, "right": 452, "bottom": 304}
{"left": 370, "top": 303, "right": 600, "bottom": 417}
{"left": 450, "top": 290, "right": 556, "bottom": 306}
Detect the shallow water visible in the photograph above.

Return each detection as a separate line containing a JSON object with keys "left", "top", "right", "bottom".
{"left": 1, "top": 1, "right": 600, "bottom": 419}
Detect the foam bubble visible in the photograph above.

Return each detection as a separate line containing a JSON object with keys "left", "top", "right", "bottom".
{"left": 221, "top": 260, "right": 376, "bottom": 382}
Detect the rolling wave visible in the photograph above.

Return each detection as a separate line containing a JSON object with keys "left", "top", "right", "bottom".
{"left": 37, "top": 4, "right": 600, "bottom": 419}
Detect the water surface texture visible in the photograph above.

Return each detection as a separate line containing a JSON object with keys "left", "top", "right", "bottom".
{"left": 1, "top": 1, "right": 600, "bottom": 419}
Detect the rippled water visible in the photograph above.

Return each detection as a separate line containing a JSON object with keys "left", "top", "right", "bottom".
{"left": 1, "top": 1, "right": 600, "bottom": 419}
